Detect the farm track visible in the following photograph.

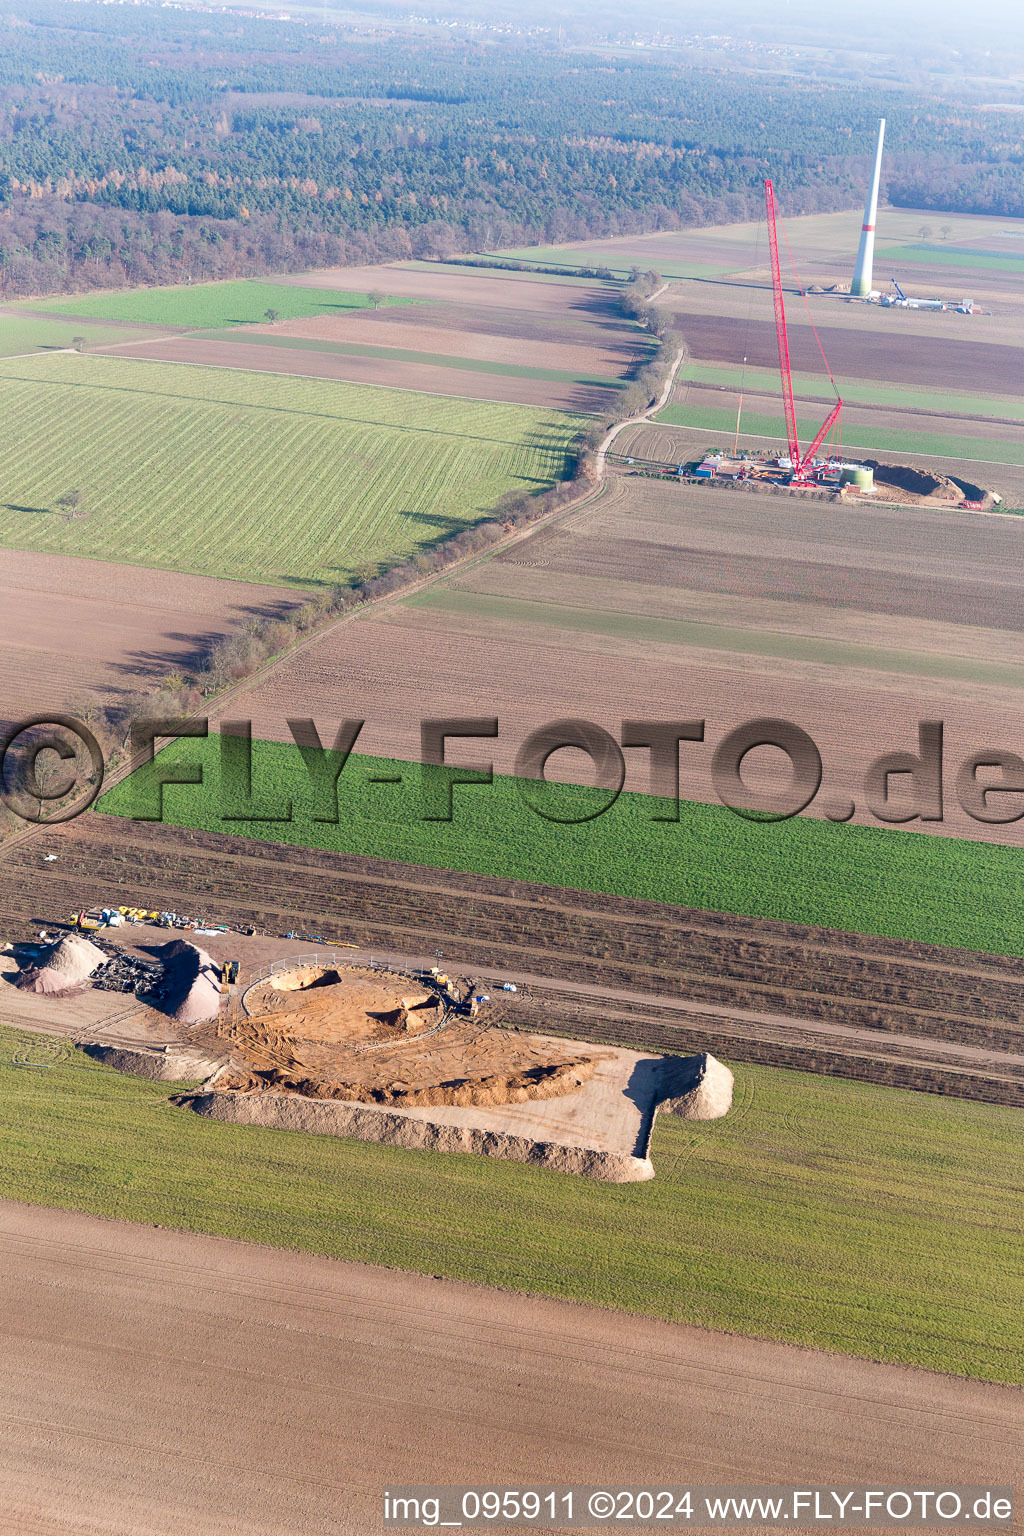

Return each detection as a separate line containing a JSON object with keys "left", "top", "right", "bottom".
{"left": 9, "top": 817, "right": 1023, "bottom": 1107}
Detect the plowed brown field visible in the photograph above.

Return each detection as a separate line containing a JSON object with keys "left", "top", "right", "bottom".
{"left": 243, "top": 311, "right": 634, "bottom": 375}
{"left": 280, "top": 262, "right": 619, "bottom": 314}
{"left": 195, "top": 472, "right": 1024, "bottom": 848}
{"left": 666, "top": 309, "right": 1024, "bottom": 393}
{"left": 95, "top": 336, "right": 605, "bottom": 409}
{"left": 0, "top": 548, "right": 298, "bottom": 730}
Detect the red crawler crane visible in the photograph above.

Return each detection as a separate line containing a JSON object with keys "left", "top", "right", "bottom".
{"left": 764, "top": 178, "right": 842, "bottom": 482}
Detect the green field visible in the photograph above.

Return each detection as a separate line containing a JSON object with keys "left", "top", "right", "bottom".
{"left": 678, "top": 362, "right": 1024, "bottom": 420}
{"left": 0, "top": 315, "right": 147, "bottom": 356}
{"left": 99, "top": 740, "right": 1024, "bottom": 957}
{"left": 885, "top": 244, "right": 1024, "bottom": 273}
{"left": 0, "top": 354, "right": 583, "bottom": 584}
{"left": 657, "top": 403, "right": 1024, "bottom": 466}
{"left": 196, "top": 327, "right": 626, "bottom": 388}
{"left": 1, "top": 1026, "right": 1019, "bottom": 1382}
{"left": 13, "top": 279, "right": 412, "bottom": 330}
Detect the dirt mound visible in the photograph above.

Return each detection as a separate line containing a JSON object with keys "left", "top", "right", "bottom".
{"left": 17, "top": 933, "right": 105, "bottom": 996}
{"left": 659, "top": 1053, "right": 734, "bottom": 1121}
{"left": 157, "top": 939, "right": 222, "bottom": 1024}
{"left": 178, "top": 1088, "right": 654, "bottom": 1182}
{"left": 950, "top": 474, "right": 989, "bottom": 503}
{"left": 80, "top": 1042, "right": 225, "bottom": 1082}
{"left": 244, "top": 966, "right": 441, "bottom": 1044}
{"left": 215, "top": 1055, "right": 595, "bottom": 1107}
{"left": 868, "top": 462, "right": 961, "bottom": 501}
{"left": 269, "top": 965, "right": 341, "bottom": 992}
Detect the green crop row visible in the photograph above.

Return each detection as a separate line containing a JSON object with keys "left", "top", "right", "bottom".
{"left": 0, "top": 354, "right": 583, "bottom": 585}
{"left": 12, "top": 278, "right": 414, "bottom": 330}
{"left": 98, "top": 738, "right": 1024, "bottom": 957}
{"left": 677, "top": 362, "right": 1024, "bottom": 420}
{"left": 656, "top": 403, "right": 1024, "bottom": 466}
{"left": 884, "top": 245, "right": 1024, "bottom": 273}
{"left": 0, "top": 316, "right": 147, "bottom": 356}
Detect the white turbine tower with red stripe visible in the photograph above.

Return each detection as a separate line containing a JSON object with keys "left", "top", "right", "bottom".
{"left": 851, "top": 118, "right": 886, "bottom": 297}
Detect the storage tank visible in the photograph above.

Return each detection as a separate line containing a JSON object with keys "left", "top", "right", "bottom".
{"left": 840, "top": 465, "right": 874, "bottom": 491}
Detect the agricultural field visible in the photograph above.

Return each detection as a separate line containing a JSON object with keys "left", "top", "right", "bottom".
{"left": 7, "top": 814, "right": 1023, "bottom": 1108}
{"left": 283, "top": 261, "right": 625, "bottom": 316}
{"left": 664, "top": 306, "right": 1024, "bottom": 395}
{"left": 114, "top": 459, "right": 1024, "bottom": 889}
{"left": 884, "top": 244, "right": 1024, "bottom": 273}
{"left": 627, "top": 419, "right": 1024, "bottom": 509}
{"left": 0, "top": 314, "right": 151, "bottom": 356}
{"left": 15, "top": 279, "right": 406, "bottom": 330}
{"left": 0, "top": 1022, "right": 1019, "bottom": 1383}
{"left": 0, "top": 548, "right": 298, "bottom": 731}
{"left": 93, "top": 261, "right": 648, "bottom": 411}
{"left": 98, "top": 733, "right": 1024, "bottom": 956}
{"left": 677, "top": 361, "right": 1024, "bottom": 424}
{"left": 489, "top": 244, "right": 740, "bottom": 280}
{"left": 0, "top": 352, "right": 584, "bottom": 585}
{"left": 656, "top": 397, "right": 1024, "bottom": 466}
{"left": 96, "top": 334, "right": 624, "bottom": 412}
{"left": 494, "top": 207, "right": 1024, "bottom": 284}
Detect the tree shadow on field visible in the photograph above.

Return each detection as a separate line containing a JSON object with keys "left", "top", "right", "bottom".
{"left": 403, "top": 509, "right": 466, "bottom": 531}
{"left": 4, "top": 504, "right": 60, "bottom": 517}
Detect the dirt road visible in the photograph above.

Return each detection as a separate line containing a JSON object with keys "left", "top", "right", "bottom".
{"left": 0, "top": 1202, "right": 1019, "bottom": 1536}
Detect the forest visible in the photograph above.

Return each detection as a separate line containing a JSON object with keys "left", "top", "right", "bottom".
{"left": 1, "top": 0, "right": 1022, "bottom": 297}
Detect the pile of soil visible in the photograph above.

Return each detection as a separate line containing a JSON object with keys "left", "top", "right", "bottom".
{"left": 659, "top": 1053, "right": 734, "bottom": 1121}
{"left": 158, "top": 939, "right": 222, "bottom": 1024}
{"left": 217, "top": 963, "right": 594, "bottom": 1109}
{"left": 16, "top": 933, "right": 105, "bottom": 996}
{"left": 245, "top": 967, "right": 441, "bottom": 1044}
{"left": 214, "top": 1056, "right": 595, "bottom": 1107}
{"left": 870, "top": 462, "right": 962, "bottom": 501}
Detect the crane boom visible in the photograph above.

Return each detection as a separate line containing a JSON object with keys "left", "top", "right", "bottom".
{"left": 764, "top": 178, "right": 801, "bottom": 470}
{"left": 764, "top": 178, "right": 842, "bottom": 480}
{"left": 801, "top": 398, "right": 843, "bottom": 468}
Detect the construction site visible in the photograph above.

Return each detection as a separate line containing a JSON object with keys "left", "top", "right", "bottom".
{"left": 613, "top": 445, "right": 999, "bottom": 508}
{"left": 0, "top": 924, "right": 733, "bottom": 1183}
{"left": 614, "top": 159, "right": 1002, "bottom": 512}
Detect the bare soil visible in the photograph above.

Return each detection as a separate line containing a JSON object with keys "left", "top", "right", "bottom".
{"left": 667, "top": 308, "right": 1024, "bottom": 393}
{"left": 205, "top": 962, "right": 595, "bottom": 1106}
{"left": 9, "top": 1204, "right": 1014, "bottom": 1536}
{"left": 224, "top": 469, "right": 1024, "bottom": 849}
{"left": 97, "top": 335, "right": 613, "bottom": 410}
{"left": 0, "top": 547, "right": 298, "bottom": 730}
{"left": 499, "top": 477, "right": 1024, "bottom": 629}
{"left": 244, "top": 311, "right": 632, "bottom": 375}
{"left": 280, "top": 263, "right": 620, "bottom": 316}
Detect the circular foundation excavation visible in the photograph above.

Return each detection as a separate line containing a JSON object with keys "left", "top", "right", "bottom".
{"left": 215, "top": 963, "right": 595, "bottom": 1108}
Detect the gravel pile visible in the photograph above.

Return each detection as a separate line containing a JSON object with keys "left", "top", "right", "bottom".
{"left": 17, "top": 934, "right": 106, "bottom": 996}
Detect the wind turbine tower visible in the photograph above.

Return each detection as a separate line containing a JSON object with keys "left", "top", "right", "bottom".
{"left": 851, "top": 118, "right": 885, "bottom": 297}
